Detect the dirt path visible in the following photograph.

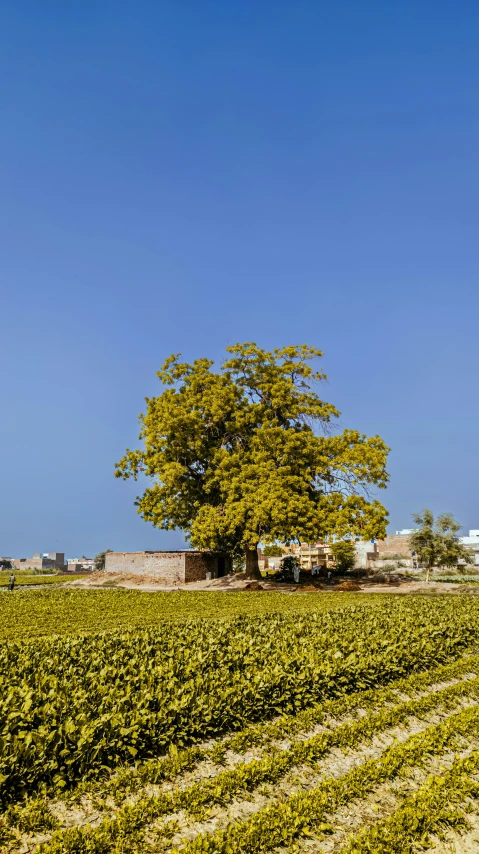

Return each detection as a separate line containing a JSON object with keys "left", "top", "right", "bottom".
{"left": 67, "top": 572, "right": 477, "bottom": 595}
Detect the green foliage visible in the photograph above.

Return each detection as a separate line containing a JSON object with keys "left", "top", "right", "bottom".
{"left": 94, "top": 549, "right": 112, "bottom": 571}
{"left": 381, "top": 561, "right": 398, "bottom": 574}
{"left": 69, "top": 652, "right": 479, "bottom": 807}
{"left": 410, "top": 509, "right": 473, "bottom": 581}
{"left": 262, "top": 545, "right": 284, "bottom": 557}
{"left": 33, "top": 682, "right": 479, "bottom": 854}
{"left": 330, "top": 539, "right": 356, "bottom": 573}
{"left": 0, "top": 588, "right": 383, "bottom": 641}
{"left": 342, "top": 751, "right": 479, "bottom": 853}
{"left": 0, "top": 560, "right": 12, "bottom": 570}
{"left": 115, "top": 343, "right": 389, "bottom": 576}
{"left": 4, "top": 591, "right": 479, "bottom": 853}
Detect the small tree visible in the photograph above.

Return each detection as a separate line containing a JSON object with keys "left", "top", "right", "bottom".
{"left": 409, "top": 510, "right": 472, "bottom": 583}
{"left": 263, "top": 545, "right": 284, "bottom": 557}
{"left": 330, "top": 540, "right": 356, "bottom": 573}
{"left": 116, "top": 343, "right": 389, "bottom": 579}
{"left": 0, "top": 560, "right": 12, "bottom": 570}
{"left": 94, "top": 549, "right": 112, "bottom": 571}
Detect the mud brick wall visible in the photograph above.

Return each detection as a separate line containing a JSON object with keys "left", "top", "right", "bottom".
{"left": 105, "top": 551, "right": 186, "bottom": 583}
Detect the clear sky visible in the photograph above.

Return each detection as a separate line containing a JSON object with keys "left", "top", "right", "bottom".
{"left": 1, "top": 1, "right": 478, "bottom": 558}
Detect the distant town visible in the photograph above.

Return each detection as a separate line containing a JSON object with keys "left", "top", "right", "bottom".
{"left": 0, "top": 552, "right": 94, "bottom": 572}
{"left": 2, "top": 528, "right": 479, "bottom": 582}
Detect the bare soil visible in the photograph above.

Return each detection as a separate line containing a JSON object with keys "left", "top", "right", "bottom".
{"left": 68, "top": 571, "right": 478, "bottom": 595}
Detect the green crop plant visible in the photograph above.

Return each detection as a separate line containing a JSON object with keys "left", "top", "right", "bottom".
{"left": 47, "top": 650, "right": 479, "bottom": 810}
{"left": 3, "top": 596, "right": 479, "bottom": 804}
{"left": 342, "top": 750, "right": 479, "bottom": 853}
{"left": 175, "top": 703, "right": 479, "bottom": 854}
{"left": 36, "top": 702, "right": 479, "bottom": 854}
{"left": 3, "top": 597, "right": 479, "bottom": 804}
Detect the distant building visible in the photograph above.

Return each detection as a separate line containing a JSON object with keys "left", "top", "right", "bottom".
{"left": 284, "top": 543, "right": 336, "bottom": 571}
{"left": 259, "top": 541, "right": 377, "bottom": 572}
{"left": 376, "top": 534, "right": 412, "bottom": 557}
{"left": 67, "top": 557, "right": 94, "bottom": 571}
{"left": 377, "top": 529, "right": 479, "bottom": 567}
{"left": 104, "top": 550, "right": 231, "bottom": 584}
{"left": 12, "top": 552, "right": 65, "bottom": 571}
{"left": 458, "top": 531, "right": 479, "bottom": 566}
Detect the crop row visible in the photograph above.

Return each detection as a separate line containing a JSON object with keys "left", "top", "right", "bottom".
{"left": 49, "top": 673, "right": 479, "bottom": 835}
{"left": 2, "top": 648, "right": 476, "bottom": 845}
{"left": 71, "top": 650, "right": 479, "bottom": 806}
{"left": 33, "top": 698, "right": 479, "bottom": 854}
{"left": 3, "top": 598, "right": 479, "bottom": 803}
{"left": 341, "top": 749, "right": 479, "bottom": 853}
{"left": 177, "top": 701, "right": 479, "bottom": 854}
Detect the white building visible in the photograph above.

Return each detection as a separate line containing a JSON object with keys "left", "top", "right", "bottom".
{"left": 458, "top": 531, "right": 479, "bottom": 565}
{"left": 67, "top": 557, "right": 94, "bottom": 571}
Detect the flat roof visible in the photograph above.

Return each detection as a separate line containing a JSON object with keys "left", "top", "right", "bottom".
{"left": 107, "top": 550, "right": 224, "bottom": 555}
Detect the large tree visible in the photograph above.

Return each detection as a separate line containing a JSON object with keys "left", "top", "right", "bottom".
{"left": 409, "top": 510, "right": 473, "bottom": 582}
{"left": 115, "top": 343, "right": 389, "bottom": 578}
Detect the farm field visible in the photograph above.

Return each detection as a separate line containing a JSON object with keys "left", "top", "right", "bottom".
{"left": 2, "top": 593, "right": 479, "bottom": 852}
{"left": 0, "top": 588, "right": 385, "bottom": 640}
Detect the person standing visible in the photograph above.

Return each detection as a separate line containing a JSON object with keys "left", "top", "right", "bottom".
{"left": 8, "top": 573, "right": 15, "bottom": 591}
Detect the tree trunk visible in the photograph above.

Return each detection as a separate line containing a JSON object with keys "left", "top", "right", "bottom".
{"left": 426, "top": 566, "right": 431, "bottom": 583}
{"left": 245, "top": 547, "right": 262, "bottom": 580}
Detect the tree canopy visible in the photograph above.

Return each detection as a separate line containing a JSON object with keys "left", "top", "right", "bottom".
{"left": 263, "top": 545, "right": 284, "bottom": 557}
{"left": 115, "top": 343, "right": 389, "bottom": 578}
{"left": 409, "top": 510, "right": 473, "bottom": 582}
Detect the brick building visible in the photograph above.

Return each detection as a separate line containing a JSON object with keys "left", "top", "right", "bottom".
{"left": 104, "top": 550, "right": 231, "bottom": 584}
{"left": 376, "top": 533, "right": 412, "bottom": 557}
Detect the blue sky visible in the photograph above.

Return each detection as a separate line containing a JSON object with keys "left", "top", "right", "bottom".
{"left": 1, "top": 1, "right": 478, "bottom": 557}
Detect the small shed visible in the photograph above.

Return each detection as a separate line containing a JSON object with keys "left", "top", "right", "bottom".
{"left": 104, "top": 550, "right": 231, "bottom": 584}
